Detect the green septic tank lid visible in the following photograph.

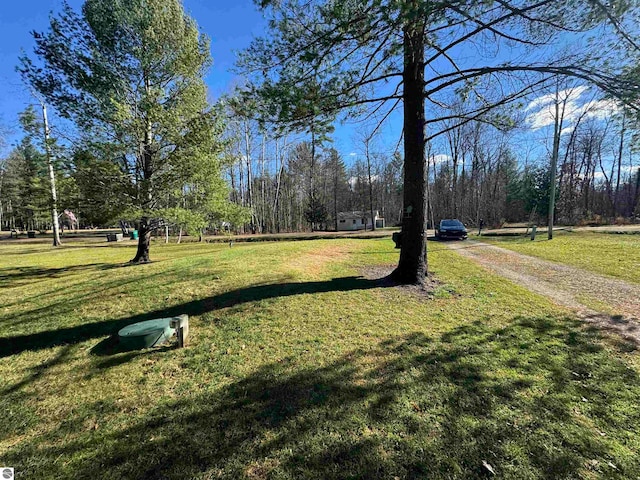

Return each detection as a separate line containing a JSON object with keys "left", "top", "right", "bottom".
{"left": 118, "top": 318, "right": 173, "bottom": 350}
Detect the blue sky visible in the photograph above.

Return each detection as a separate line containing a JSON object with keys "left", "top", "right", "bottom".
{"left": 0, "top": 1, "right": 630, "bottom": 174}
{"left": 0, "top": 1, "right": 263, "bottom": 149}
{"left": 0, "top": 0, "right": 377, "bottom": 158}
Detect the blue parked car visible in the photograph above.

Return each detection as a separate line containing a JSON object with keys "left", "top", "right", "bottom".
{"left": 435, "top": 219, "right": 468, "bottom": 240}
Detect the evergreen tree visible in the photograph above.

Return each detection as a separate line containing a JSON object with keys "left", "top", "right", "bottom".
{"left": 20, "top": 0, "right": 230, "bottom": 262}
{"left": 1, "top": 144, "right": 48, "bottom": 231}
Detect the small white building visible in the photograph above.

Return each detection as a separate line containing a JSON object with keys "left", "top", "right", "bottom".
{"left": 337, "top": 210, "right": 385, "bottom": 231}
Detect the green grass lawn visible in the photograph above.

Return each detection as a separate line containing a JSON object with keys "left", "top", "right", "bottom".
{"left": 481, "top": 231, "right": 640, "bottom": 284}
{"left": 1, "top": 237, "right": 639, "bottom": 479}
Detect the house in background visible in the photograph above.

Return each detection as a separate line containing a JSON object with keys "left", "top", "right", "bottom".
{"left": 337, "top": 210, "right": 385, "bottom": 231}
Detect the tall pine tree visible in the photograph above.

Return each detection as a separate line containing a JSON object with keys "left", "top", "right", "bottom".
{"left": 239, "top": 0, "right": 640, "bottom": 285}
{"left": 20, "top": 0, "right": 229, "bottom": 262}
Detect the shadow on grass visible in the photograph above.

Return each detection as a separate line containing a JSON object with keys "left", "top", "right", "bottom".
{"left": 1, "top": 345, "right": 73, "bottom": 396}
{"left": 0, "top": 247, "right": 56, "bottom": 255}
{"left": 0, "top": 263, "right": 125, "bottom": 288}
{"left": 0, "top": 276, "right": 383, "bottom": 358}
{"left": 89, "top": 332, "right": 177, "bottom": 359}
{"left": 4, "top": 317, "right": 639, "bottom": 479}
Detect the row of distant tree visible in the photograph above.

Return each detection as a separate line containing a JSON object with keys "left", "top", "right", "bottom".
{"left": 0, "top": 105, "right": 248, "bottom": 234}
{"left": 221, "top": 107, "right": 640, "bottom": 235}
{"left": 2, "top": 102, "right": 640, "bottom": 236}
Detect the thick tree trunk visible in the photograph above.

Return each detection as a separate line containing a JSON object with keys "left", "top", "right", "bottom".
{"left": 131, "top": 217, "right": 152, "bottom": 263}
{"left": 392, "top": 23, "right": 427, "bottom": 285}
{"left": 132, "top": 80, "right": 155, "bottom": 263}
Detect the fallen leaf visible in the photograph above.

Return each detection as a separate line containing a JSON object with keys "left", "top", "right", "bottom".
{"left": 482, "top": 460, "right": 496, "bottom": 475}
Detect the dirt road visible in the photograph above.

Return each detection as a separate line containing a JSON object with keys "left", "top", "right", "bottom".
{"left": 447, "top": 240, "right": 640, "bottom": 344}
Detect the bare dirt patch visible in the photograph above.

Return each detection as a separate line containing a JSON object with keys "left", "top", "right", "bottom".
{"left": 447, "top": 240, "right": 640, "bottom": 345}
{"left": 360, "top": 264, "right": 441, "bottom": 298}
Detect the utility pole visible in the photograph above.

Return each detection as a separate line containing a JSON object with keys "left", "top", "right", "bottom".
{"left": 41, "top": 102, "right": 62, "bottom": 246}
{"left": 614, "top": 110, "right": 626, "bottom": 216}
{"left": 365, "top": 136, "right": 376, "bottom": 231}
{"left": 548, "top": 85, "right": 566, "bottom": 241}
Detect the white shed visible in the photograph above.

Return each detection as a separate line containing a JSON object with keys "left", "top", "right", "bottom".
{"left": 337, "top": 210, "right": 385, "bottom": 231}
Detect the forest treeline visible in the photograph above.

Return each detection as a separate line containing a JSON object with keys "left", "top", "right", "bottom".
{"left": 225, "top": 109, "right": 640, "bottom": 232}
{"left": 2, "top": 105, "right": 639, "bottom": 233}
{"left": 3, "top": 0, "right": 640, "bottom": 244}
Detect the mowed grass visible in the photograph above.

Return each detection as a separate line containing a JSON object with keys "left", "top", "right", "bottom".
{"left": 481, "top": 231, "right": 640, "bottom": 283}
{"left": 1, "top": 237, "right": 639, "bottom": 479}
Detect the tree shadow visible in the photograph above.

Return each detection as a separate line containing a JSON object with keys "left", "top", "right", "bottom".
{"left": 581, "top": 313, "right": 640, "bottom": 348}
{"left": 0, "top": 267, "right": 176, "bottom": 325}
{"left": 0, "top": 247, "right": 54, "bottom": 255}
{"left": 0, "top": 263, "right": 129, "bottom": 288}
{"left": 1, "top": 345, "right": 73, "bottom": 396}
{"left": 4, "top": 316, "right": 639, "bottom": 479}
{"left": 90, "top": 339, "right": 177, "bottom": 367}
{"left": 0, "top": 276, "right": 384, "bottom": 358}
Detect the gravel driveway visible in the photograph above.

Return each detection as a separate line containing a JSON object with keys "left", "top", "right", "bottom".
{"left": 446, "top": 240, "right": 640, "bottom": 345}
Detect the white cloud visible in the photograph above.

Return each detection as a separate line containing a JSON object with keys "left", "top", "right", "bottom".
{"left": 526, "top": 104, "right": 556, "bottom": 130}
{"left": 525, "top": 86, "right": 620, "bottom": 131}
{"left": 525, "top": 93, "right": 556, "bottom": 112}
{"left": 349, "top": 152, "right": 357, "bottom": 157}
{"left": 583, "top": 166, "right": 637, "bottom": 182}
{"left": 560, "top": 126, "right": 575, "bottom": 137}
{"left": 527, "top": 98, "right": 583, "bottom": 130}
{"left": 525, "top": 86, "right": 589, "bottom": 112}
{"left": 583, "top": 98, "right": 620, "bottom": 120}
{"left": 429, "top": 154, "right": 451, "bottom": 164}
{"left": 348, "top": 175, "right": 380, "bottom": 189}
